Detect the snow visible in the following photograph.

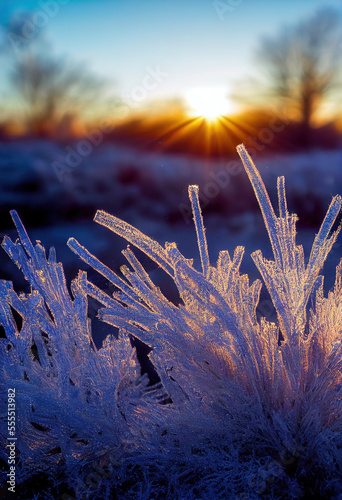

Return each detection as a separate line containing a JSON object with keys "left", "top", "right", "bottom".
{"left": 1, "top": 140, "right": 342, "bottom": 498}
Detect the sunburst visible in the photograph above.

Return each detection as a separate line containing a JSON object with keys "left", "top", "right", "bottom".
{"left": 185, "top": 86, "right": 233, "bottom": 121}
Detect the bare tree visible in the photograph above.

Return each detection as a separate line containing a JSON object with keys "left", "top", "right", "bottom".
{"left": 11, "top": 50, "right": 107, "bottom": 135}
{"left": 1, "top": 12, "right": 110, "bottom": 136}
{"left": 233, "top": 8, "right": 342, "bottom": 144}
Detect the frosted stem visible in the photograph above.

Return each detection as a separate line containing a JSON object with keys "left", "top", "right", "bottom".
{"left": 188, "top": 185, "right": 210, "bottom": 277}
{"left": 236, "top": 144, "right": 283, "bottom": 268}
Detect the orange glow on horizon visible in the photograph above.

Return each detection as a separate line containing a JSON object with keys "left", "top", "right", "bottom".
{"left": 134, "top": 112, "right": 250, "bottom": 158}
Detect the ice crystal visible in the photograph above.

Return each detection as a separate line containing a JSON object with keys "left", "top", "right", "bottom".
{"left": 1, "top": 144, "right": 342, "bottom": 498}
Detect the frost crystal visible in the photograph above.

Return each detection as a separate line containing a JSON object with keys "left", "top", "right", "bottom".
{"left": 1, "top": 144, "right": 342, "bottom": 499}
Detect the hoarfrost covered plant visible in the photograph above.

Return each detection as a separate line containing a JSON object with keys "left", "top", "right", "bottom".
{"left": 1, "top": 144, "right": 342, "bottom": 498}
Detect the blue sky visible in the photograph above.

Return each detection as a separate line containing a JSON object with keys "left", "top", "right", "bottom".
{"left": 1, "top": 0, "right": 341, "bottom": 112}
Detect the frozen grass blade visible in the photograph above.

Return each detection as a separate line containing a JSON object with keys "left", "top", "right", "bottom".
{"left": 94, "top": 210, "right": 174, "bottom": 277}
{"left": 188, "top": 185, "right": 210, "bottom": 278}
{"left": 277, "top": 176, "right": 287, "bottom": 219}
{"left": 237, "top": 143, "right": 342, "bottom": 341}
{"left": 2, "top": 145, "right": 342, "bottom": 499}
{"left": 306, "top": 195, "right": 342, "bottom": 278}
{"left": 237, "top": 144, "right": 283, "bottom": 267}
{"left": 67, "top": 237, "right": 140, "bottom": 304}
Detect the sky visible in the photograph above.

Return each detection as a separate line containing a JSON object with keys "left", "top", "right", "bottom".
{"left": 0, "top": 0, "right": 341, "bottom": 116}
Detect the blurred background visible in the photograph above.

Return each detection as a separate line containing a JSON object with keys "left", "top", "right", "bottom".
{"left": 0, "top": 0, "right": 341, "bottom": 340}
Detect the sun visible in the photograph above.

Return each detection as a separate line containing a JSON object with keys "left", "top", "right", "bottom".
{"left": 185, "top": 86, "right": 233, "bottom": 121}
